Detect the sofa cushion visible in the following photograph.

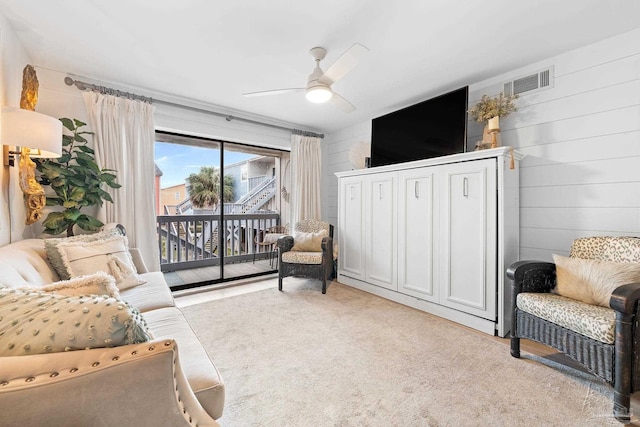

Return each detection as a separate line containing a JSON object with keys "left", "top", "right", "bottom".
{"left": 0, "top": 239, "right": 60, "bottom": 287}
{"left": 55, "top": 235, "right": 145, "bottom": 290}
{"left": 44, "top": 229, "right": 123, "bottom": 280}
{"left": 143, "top": 307, "right": 225, "bottom": 419}
{"left": 0, "top": 286, "right": 152, "bottom": 356}
{"left": 552, "top": 254, "right": 640, "bottom": 307}
{"left": 120, "top": 272, "right": 175, "bottom": 312}
{"left": 517, "top": 292, "right": 616, "bottom": 344}
{"left": 282, "top": 251, "right": 323, "bottom": 265}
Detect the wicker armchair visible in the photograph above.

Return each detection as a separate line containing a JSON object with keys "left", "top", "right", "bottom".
{"left": 507, "top": 237, "right": 640, "bottom": 423}
{"left": 276, "top": 220, "right": 334, "bottom": 294}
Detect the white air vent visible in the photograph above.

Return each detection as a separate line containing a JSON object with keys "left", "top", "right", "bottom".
{"left": 504, "top": 67, "right": 553, "bottom": 96}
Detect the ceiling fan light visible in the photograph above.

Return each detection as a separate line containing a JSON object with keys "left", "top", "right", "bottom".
{"left": 306, "top": 86, "right": 332, "bottom": 103}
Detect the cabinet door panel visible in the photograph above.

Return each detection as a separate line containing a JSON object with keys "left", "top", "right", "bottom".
{"left": 397, "top": 169, "right": 437, "bottom": 301}
{"left": 365, "top": 173, "right": 396, "bottom": 289}
{"left": 339, "top": 178, "right": 365, "bottom": 280}
{"left": 440, "top": 159, "right": 497, "bottom": 319}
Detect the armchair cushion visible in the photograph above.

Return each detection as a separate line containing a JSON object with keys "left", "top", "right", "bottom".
{"left": 552, "top": 254, "right": 640, "bottom": 307}
{"left": 570, "top": 236, "right": 640, "bottom": 262}
{"left": 517, "top": 292, "right": 616, "bottom": 344}
{"left": 602, "top": 238, "right": 640, "bottom": 262}
{"left": 291, "top": 229, "right": 328, "bottom": 252}
{"left": 281, "top": 251, "right": 323, "bottom": 265}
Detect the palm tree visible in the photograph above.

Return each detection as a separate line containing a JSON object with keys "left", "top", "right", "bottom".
{"left": 221, "top": 173, "right": 234, "bottom": 204}
{"left": 186, "top": 166, "right": 234, "bottom": 210}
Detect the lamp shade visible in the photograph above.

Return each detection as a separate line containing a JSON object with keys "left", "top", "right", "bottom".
{"left": 1, "top": 106, "right": 62, "bottom": 158}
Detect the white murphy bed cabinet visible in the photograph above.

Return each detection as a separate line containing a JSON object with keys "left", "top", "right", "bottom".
{"left": 336, "top": 147, "right": 520, "bottom": 337}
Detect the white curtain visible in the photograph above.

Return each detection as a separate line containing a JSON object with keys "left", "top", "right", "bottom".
{"left": 83, "top": 92, "right": 160, "bottom": 271}
{"left": 290, "top": 133, "right": 322, "bottom": 228}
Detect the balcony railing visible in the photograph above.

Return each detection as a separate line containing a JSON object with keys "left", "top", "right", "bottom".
{"left": 157, "top": 212, "right": 281, "bottom": 272}
{"left": 248, "top": 175, "right": 268, "bottom": 191}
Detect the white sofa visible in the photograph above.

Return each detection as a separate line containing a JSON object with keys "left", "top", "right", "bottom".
{"left": 0, "top": 238, "right": 224, "bottom": 427}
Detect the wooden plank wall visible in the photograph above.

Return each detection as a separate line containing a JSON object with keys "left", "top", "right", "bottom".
{"left": 324, "top": 28, "right": 640, "bottom": 262}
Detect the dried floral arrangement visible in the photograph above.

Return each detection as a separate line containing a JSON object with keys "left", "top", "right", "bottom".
{"left": 468, "top": 92, "right": 519, "bottom": 123}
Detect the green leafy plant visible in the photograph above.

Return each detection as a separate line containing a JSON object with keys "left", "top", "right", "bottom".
{"left": 36, "top": 118, "right": 120, "bottom": 236}
{"left": 468, "top": 92, "right": 519, "bottom": 123}
{"left": 186, "top": 166, "right": 234, "bottom": 210}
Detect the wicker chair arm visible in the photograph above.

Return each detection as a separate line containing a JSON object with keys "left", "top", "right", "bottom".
{"left": 321, "top": 236, "right": 332, "bottom": 251}
{"left": 610, "top": 283, "right": 640, "bottom": 315}
{"left": 506, "top": 260, "right": 556, "bottom": 295}
{"left": 277, "top": 235, "right": 294, "bottom": 253}
{"left": 321, "top": 236, "right": 333, "bottom": 259}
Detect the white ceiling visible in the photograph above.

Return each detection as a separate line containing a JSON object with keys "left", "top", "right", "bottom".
{"left": 2, "top": 0, "right": 640, "bottom": 134}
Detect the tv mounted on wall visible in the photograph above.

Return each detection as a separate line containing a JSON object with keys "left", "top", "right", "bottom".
{"left": 370, "top": 86, "right": 469, "bottom": 167}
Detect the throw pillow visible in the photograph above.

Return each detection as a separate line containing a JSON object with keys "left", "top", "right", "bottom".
{"left": 56, "top": 235, "right": 144, "bottom": 291}
{"left": 552, "top": 254, "right": 640, "bottom": 307}
{"left": 45, "top": 228, "right": 124, "bottom": 280}
{"left": 0, "top": 286, "right": 152, "bottom": 356}
{"left": 24, "top": 272, "right": 121, "bottom": 299}
{"left": 291, "top": 229, "right": 329, "bottom": 252}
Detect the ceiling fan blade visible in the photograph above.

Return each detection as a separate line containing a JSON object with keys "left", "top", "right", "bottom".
{"left": 321, "top": 43, "right": 370, "bottom": 85}
{"left": 243, "top": 88, "right": 305, "bottom": 97}
{"left": 330, "top": 92, "right": 356, "bottom": 113}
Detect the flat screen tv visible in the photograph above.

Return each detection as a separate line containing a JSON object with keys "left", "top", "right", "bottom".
{"left": 370, "top": 86, "right": 468, "bottom": 167}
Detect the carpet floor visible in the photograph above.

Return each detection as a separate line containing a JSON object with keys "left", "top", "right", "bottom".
{"left": 182, "top": 278, "right": 622, "bottom": 426}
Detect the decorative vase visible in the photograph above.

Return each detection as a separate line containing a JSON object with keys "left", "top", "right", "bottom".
{"left": 488, "top": 116, "right": 500, "bottom": 132}
{"left": 482, "top": 123, "right": 491, "bottom": 143}
{"left": 488, "top": 116, "right": 500, "bottom": 149}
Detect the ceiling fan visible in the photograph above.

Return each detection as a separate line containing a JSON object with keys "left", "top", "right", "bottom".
{"left": 243, "top": 43, "right": 370, "bottom": 113}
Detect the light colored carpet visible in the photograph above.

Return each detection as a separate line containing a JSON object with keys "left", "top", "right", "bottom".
{"left": 182, "top": 278, "right": 620, "bottom": 426}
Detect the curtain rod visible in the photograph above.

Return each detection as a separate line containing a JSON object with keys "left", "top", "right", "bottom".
{"left": 64, "top": 77, "right": 324, "bottom": 139}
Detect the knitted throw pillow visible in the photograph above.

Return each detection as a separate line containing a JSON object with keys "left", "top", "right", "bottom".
{"left": 0, "top": 286, "right": 152, "bottom": 356}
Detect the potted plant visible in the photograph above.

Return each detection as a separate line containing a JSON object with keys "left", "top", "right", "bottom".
{"left": 36, "top": 118, "right": 120, "bottom": 236}
{"left": 468, "top": 92, "right": 518, "bottom": 148}
{"left": 468, "top": 92, "right": 519, "bottom": 123}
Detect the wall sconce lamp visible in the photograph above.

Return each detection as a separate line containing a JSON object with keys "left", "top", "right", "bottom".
{"left": 2, "top": 106, "right": 62, "bottom": 224}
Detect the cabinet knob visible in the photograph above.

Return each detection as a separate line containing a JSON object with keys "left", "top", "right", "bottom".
{"left": 463, "top": 177, "right": 469, "bottom": 198}
{"left": 414, "top": 181, "right": 419, "bottom": 199}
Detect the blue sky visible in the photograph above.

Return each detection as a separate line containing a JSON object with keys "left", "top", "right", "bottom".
{"left": 155, "top": 142, "right": 255, "bottom": 188}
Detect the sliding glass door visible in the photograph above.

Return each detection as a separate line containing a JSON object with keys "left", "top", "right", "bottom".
{"left": 154, "top": 131, "right": 288, "bottom": 290}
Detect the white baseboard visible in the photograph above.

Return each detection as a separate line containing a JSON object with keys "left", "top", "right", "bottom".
{"left": 338, "top": 274, "right": 497, "bottom": 336}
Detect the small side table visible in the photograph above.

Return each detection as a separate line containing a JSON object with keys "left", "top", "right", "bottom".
{"left": 260, "top": 233, "right": 285, "bottom": 267}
